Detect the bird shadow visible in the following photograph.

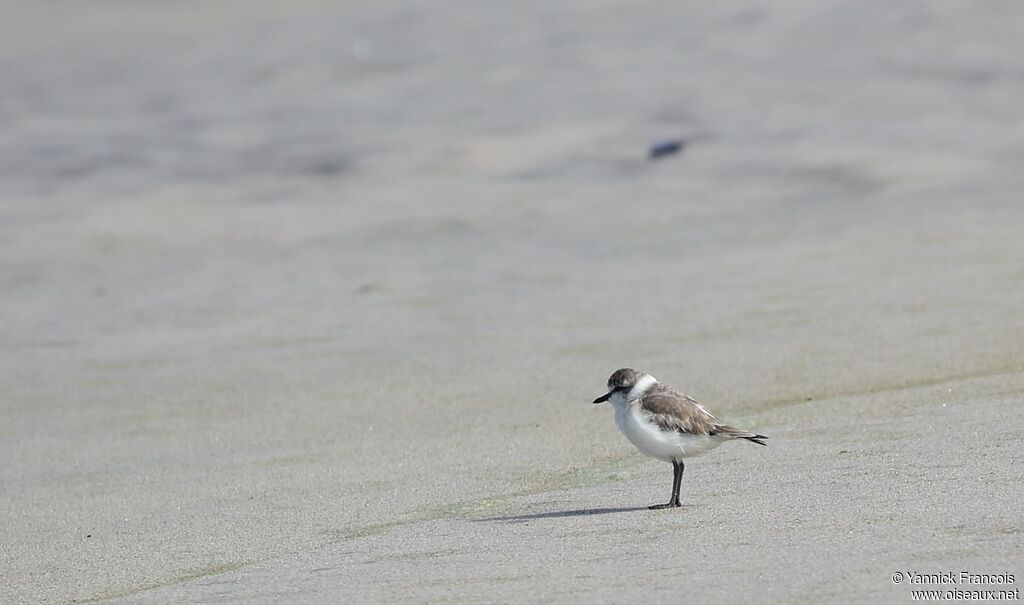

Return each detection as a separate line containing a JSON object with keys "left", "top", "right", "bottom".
{"left": 474, "top": 506, "right": 650, "bottom": 523}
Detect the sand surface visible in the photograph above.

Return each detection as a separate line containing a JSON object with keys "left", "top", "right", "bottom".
{"left": 1, "top": 1, "right": 1022, "bottom": 603}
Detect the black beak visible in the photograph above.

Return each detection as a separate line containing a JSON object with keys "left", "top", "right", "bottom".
{"left": 593, "top": 392, "right": 612, "bottom": 404}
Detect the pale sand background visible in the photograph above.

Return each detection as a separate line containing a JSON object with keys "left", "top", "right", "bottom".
{"left": 1, "top": 1, "right": 1023, "bottom": 603}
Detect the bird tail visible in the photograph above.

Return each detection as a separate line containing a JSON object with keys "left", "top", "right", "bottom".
{"left": 743, "top": 434, "right": 769, "bottom": 446}
{"left": 715, "top": 424, "right": 769, "bottom": 446}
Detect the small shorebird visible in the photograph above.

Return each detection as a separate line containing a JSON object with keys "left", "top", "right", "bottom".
{"left": 593, "top": 368, "right": 767, "bottom": 509}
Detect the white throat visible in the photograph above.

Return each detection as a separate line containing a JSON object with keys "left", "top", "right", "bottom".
{"left": 610, "top": 374, "right": 658, "bottom": 409}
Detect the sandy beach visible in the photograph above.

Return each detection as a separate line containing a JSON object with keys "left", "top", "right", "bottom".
{"left": 2, "top": 1, "right": 1022, "bottom": 603}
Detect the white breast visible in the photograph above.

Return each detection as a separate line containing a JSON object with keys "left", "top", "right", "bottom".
{"left": 611, "top": 379, "right": 726, "bottom": 462}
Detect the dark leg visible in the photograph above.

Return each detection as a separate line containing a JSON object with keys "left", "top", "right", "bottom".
{"left": 649, "top": 461, "right": 685, "bottom": 509}
{"left": 671, "top": 460, "right": 684, "bottom": 506}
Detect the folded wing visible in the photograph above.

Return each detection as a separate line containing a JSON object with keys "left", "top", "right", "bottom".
{"left": 639, "top": 384, "right": 769, "bottom": 445}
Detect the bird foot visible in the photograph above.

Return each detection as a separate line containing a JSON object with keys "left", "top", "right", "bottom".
{"left": 648, "top": 502, "right": 682, "bottom": 510}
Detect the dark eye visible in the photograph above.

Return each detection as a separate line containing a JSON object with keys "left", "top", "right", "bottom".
{"left": 613, "top": 385, "right": 628, "bottom": 392}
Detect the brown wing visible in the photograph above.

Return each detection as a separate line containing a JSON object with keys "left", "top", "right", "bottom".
{"left": 638, "top": 384, "right": 720, "bottom": 436}
{"left": 639, "top": 384, "right": 769, "bottom": 444}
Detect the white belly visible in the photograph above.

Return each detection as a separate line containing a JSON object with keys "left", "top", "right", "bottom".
{"left": 614, "top": 405, "right": 725, "bottom": 462}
